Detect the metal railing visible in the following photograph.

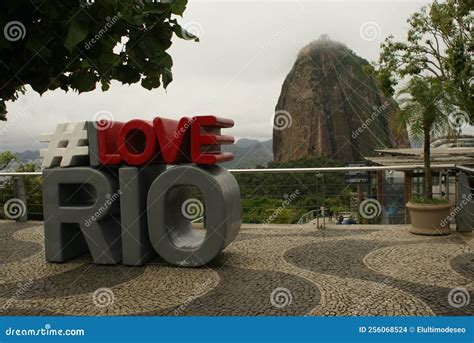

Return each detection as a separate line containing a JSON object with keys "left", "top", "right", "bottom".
{"left": 0, "top": 163, "right": 464, "bottom": 177}
{"left": 0, "top": 164, "right": 472, "bottom": 226}
{"left": 228, "top": 164, "right": 458, "bottom": 173}
{"left": 0, "top": 163, "right": 465, "bottom": 177}
{"left": 297, "top": 209, "right": 328, "bottom": 228}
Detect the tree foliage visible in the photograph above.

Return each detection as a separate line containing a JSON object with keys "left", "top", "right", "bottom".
{"left": 236, "top": 156, "right": 354, "bottom": 223}
{"left": 395, "top": 78, "right": 452, "bottom": 144}
{"left": 0, "top": 0, "right": 197, "bottom": 120}
{"left": 377, "top": 0, "right": 473, "bottom": 119}
{"left": 395, "top": 77, "right": 452, "bottom": 198}
{"left": 0, "top": 151, "right": 42, "bottom": 220}
{"left": 0, "top": 151, "right": 18, "bottom": 169}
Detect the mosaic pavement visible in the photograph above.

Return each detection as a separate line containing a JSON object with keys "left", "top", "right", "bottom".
{"left": 0, "top": 221, "right": 472, "bottom": 316}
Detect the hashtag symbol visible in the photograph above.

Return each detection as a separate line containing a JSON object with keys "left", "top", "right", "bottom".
{"left": 40, "top": 122, "right": 89, "bottom": 168}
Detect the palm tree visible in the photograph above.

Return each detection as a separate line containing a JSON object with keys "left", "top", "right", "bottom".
{"left": 394, "top": 77, "right": 452, "bottom": 199}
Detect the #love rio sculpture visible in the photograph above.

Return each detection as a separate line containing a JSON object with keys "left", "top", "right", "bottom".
{"left": 40, "top": 115, "right": 241, "bottom": 267}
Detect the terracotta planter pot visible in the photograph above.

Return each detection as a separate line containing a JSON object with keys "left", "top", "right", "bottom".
{"left": 406, "top": 202, "right": 452, "bottom": 235}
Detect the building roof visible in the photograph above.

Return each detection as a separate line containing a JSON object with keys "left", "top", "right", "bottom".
{"left": 365, "top": 147, "right": 474, "bottom": 166}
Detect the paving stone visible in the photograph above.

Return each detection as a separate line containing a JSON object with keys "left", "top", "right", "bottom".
{"left": 0, "top": 221, "right": 472, "bottom": 316}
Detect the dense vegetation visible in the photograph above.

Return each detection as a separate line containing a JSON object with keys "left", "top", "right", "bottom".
{"left": 0, "top": 152, "right": 42, "bottom": 220}
{"left": 236, "top": 156, "right": 355, "bottom": 224}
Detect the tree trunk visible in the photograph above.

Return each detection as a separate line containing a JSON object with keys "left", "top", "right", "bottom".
{"left": 424, "top": 126, "right": 433, "bottom": 199}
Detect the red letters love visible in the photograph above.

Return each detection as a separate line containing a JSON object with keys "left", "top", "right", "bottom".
{"left": 95, "top": 115, "right": 234, "bottom": 166}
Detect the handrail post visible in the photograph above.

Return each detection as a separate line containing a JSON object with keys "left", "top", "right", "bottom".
{"left": 13, "top": 176, "right": 28, "bottom": 222}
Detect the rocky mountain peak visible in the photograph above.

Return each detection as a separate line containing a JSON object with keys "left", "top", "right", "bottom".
{"left": 273, "top": 39, "right": 408, "bottom": 163}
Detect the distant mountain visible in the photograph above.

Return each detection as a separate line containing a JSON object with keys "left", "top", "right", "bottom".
{"left": 273, "top": 38, "right": 409, "bottom": 163}
{"left": 0, "top": 150, "right": 40, "bottom": 171}
{"left": 221, "top": 139, "right": 273, "bottom": 169}
{"left": 10, "top": 140, "right": 273, "bottom": 170}
{"left": 17, "top": 150, "right": 40, "bottom": 162}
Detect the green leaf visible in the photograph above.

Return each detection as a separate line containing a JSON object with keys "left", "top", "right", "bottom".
{"left": 172, "top": 23, "right": 199, "bottom": 42}
{"left": 114, "top": 65, "right": 141, "bottom": 84}
{"left": 141, "top": 75, "right": 161, "bottom": 90}
{"left": 159, "top": 53, "right": 173, "bottom": 69}
{"left": 142, "top": 8, "right": 168, "bottom": 15}
{"left": 162, "top": 68, "right": 172, "bottom": 88}
{"left": 101, "top": 79, "right": 110, "bottom": 91}
{"left": 170, "top": 0, "right": 188, "bottom": 16}
{"left": 132, "top": 15, "right": 145, "bottom": 26}
{"left": 71, "top": 72, "right": 98, "bottom": 92}
{"left": 64, "top": 15, "right": 90, "bottom": 52}
{"left": 26, "top": 39, "right": 52, "bottom": 59}
{"left": 29, "top": 75, "right": 51, "bottom": 94}
{"left": 0, "top": 101, "right": 6, "bottom": 121}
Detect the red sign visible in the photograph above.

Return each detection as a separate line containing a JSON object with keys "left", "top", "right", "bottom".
{"left": 96, "top": 115, "right": 235, "bottom": 166}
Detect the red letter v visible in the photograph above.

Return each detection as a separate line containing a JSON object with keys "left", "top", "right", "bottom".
{"left": 153, "top": 117, "right": 193, "bottom": 164}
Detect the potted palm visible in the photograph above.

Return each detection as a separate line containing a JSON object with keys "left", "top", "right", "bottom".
{"left": 395, "top": 77, "right": 452, "bottom": 235}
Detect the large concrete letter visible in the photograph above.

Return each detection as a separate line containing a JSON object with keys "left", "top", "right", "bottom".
{"left": 43, "top": 167, "right": 122, "bottom": 264}
{"left": 119, "top": 166, "right": 165, "bottom": 265}
{"left": 117, "top": 120, "right": 158, "bottom": 166}
{"left": 147, "top": 165, "right": 241, "bottom": 267}
{"left": 190, "top": 116, "right": 235, "bottom": 164}
{"left": 40, "top": 122, "right": 89, "bottom": 168}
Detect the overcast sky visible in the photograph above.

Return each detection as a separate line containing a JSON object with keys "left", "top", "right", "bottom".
{"left": 0, "top": 0, "right": 437, "bottom": 152}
